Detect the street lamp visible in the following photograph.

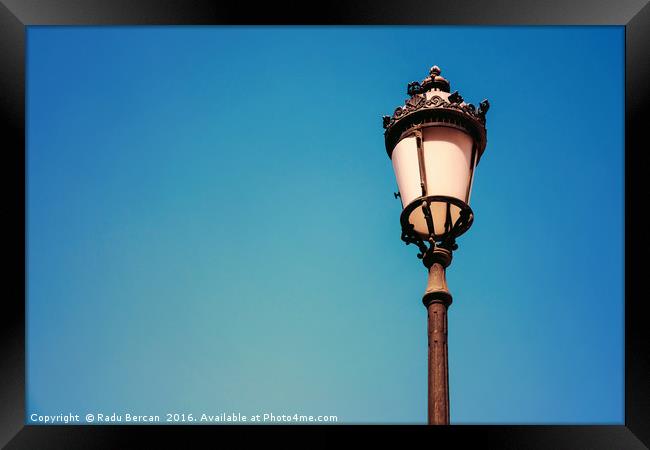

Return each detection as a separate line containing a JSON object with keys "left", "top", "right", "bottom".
{"left": 382, "top": 65, "right": 489, "bottom": 425}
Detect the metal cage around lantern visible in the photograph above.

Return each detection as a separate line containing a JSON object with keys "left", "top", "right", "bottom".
{"left": 383, "top": 66, "right": 489, "bottom": 261}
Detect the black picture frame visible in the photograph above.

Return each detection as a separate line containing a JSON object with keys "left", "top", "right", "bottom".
{"left": 1, "top": 1, "right": 648, "bottom": 448}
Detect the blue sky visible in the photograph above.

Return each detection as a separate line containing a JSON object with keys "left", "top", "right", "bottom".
{"left": 26, "top": 26, "right": 624, "bottom": 424}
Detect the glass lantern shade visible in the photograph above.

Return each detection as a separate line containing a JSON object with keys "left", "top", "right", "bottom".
{"left": 391, "top": 126, "right": 476, "bottom": 240}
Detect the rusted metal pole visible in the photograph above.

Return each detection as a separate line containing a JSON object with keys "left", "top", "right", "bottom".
{"left": 422, "top": 247, "right": 452, "bottom": 425}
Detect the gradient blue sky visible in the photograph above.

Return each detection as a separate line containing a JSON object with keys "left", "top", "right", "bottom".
{"left": 26, "top": 26, "right": 624, "bottom": 424}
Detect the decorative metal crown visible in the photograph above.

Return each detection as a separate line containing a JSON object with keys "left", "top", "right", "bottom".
{"left": 382, "top": 66, "right": 489, "bottom": 160}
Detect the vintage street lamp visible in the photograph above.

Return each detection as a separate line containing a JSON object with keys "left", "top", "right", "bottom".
{"left": 382, "top": 65, "right": 489, "bottom": 425}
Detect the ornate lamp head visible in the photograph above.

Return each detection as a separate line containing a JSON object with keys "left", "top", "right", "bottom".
{"left": 382, "top": 66, "right": 490, "bottom": 262}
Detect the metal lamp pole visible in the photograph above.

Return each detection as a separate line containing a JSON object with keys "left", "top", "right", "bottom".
{"left": 382, "top": 66, "right": 489, "bottom": 425}
{"left": 423, "top": 246, "right": 453, "bottom": 424}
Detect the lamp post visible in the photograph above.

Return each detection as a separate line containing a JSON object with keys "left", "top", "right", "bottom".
{"left": 382, "top": 66, "right": 489, "bottom": 425}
